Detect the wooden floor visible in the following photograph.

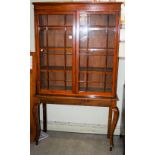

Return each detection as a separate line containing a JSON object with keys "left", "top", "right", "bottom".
{"left": 30, "top": 131, "right": 124, "bottom": 155}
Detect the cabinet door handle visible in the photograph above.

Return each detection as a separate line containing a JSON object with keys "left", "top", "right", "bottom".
{"left": 40, "top": 49, "right": 44, "bottom": 52}
{"left": 68, "top": 35, "right": 72, "bottom": 39}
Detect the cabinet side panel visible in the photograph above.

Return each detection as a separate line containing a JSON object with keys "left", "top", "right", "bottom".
{"left": 112, "top": 12, "right": 120, "bottom": 96}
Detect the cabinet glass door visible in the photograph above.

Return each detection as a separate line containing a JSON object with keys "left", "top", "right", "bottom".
{"left": 39, "top": 14, "right": 74, "bottom": 92}
{"left": 78, "top": 13, "right": 116, "bottom": 93}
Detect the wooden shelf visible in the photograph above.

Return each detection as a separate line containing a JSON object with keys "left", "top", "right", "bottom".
{"left": 40, "top": 47, "right": 73, "bottom": 52}
{"left": 41, "top": 52, "right": 72, "bottom": 55}
{"left": 79, "top": 67, "right": 113, "bottom": 72}
{"left": 40, "top": 80, "right": 72, "bottom": 82}
{"left": 40, "top": 66, "right": 113, "bottom": 72}
{"left": 79, "top": 87, "right": 112, "bottom": 92}
{"left": 49, "top": 86, "right": 72, "bottom": 90}
{"left": 79, "top": 53, "right": 113, "bottom": 56}
{"left": 41, "top": 85, "right": 112, "bottom": 92}
{"left": 39, "top": 25, "right": 72, "bottom": 28}
{"left": 80, "top": 26, "right": 115, "bottom": 31}
{"left": 80, "top": 25, "right": 115, "bottom": 28}
{"left": 39, "top": 26, "right": 72, "bottom": 30}
{"left": 79, "top": 81, "right": 110, "bottom": 83}
{"left": 80, "top": 48, "right": 114, "bottom": 51}
{"left": 40, "top": 66, "right": 72, "bottom": 71}
{"left": 79, "top": 48, "right": 114, "bottom": 56}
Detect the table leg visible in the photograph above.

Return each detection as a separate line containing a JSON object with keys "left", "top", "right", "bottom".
{"left": 33, "top": 102, "right": 40, "bottom": 145}
{"left": 107, "top": 107, "right": 112, "bottom": 138}
{"left": 109, "top": 106, "right": 119, "bottom": 151}
{"left": 43, "top": 103, "right": 47, "bottom": 132}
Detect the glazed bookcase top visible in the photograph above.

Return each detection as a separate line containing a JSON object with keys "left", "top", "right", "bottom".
{"left": 33, "top": 2, "right": 121, "bottom": 98}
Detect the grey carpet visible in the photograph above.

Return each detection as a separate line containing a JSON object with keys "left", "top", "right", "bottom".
{"left": 30, "top": 131, "right": 124, "bottom": 155}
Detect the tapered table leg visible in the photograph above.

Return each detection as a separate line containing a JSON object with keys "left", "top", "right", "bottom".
{"left": 109, "top": 107, "right": 119, "bottom": 151}
{"left": 33, "top": 102, "right": 40, "bottom": 145}
{"left": 43, "top": 103, "right": 47, "bottom": 132}
{"left": 107, "top": 107, "right": 112, "bottom": 138}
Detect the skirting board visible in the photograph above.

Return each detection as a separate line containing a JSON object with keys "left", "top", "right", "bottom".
{"left": 40, "top": 121, "right": 123, "bottom": 135}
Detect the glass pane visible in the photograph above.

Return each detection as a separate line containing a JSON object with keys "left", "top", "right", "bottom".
{"left": 66, "top": 55, "right": 72, "bottom": 67}
{"left": 66, "top": 71, "right": 72, "bottom": 90}
{"left": 89, "top": 30, "right": 107, "bottom": 48}
{"left": 80, "top": 72, "right": 105, "bottom": 82}
{"left": 66, "top": 71, "right": 72, "bottom": 81}
{"left": 79, "top": 83, "right": 106, "bottom": 92}
{"left": 48, "top": 53, "right": 72, "bottom": 68}
{"left": 49, "top": 72, "right": 64, "bottom": 81}
{"left": 48, "top": 30, "right": 64, "bottom": 48}
{"left": 49, "top": 72, "right": 64, "bottom": 90}
{"left": 89, "top": 14, "right": 116, "bottom": 26}
{"left": 40, "top": 71, "right": 48, "bottom": 89}
{"left": 80, "top": 49, "right": 114, "bottom": 55}
{"left": 48, "top": 28, "right": 73, "bottom": 48}
{"left": 48, "top": 54, "right": 64, "bottom": 67}
{"left": 39, "top": 13, "right": 74, "bottom": 91}
{"left": 47, "top": 14, "right": 73, "bottom": 26}
{"left": 49, "top": 81, "right": 65, "bottom": 90}
{"left": 108, "top": 14, "right": 116, "bottom": 27}
{"left": 40, "top": 52, "right": 47, "bottom": 67}
{"left": 79, "top": 74, "right": 112, "bottom": 92}
{"left": 79, "top": 13, "right": 116, "bottom": 93}
{"left": 80, "top": 55, "right": 106, "bottom": 68}
{"left": 107, "top": 56, "right": 113, "bottom": 68}
{"left": 79, "top": 27, "right": 88, "bottom": 48}
{"left": 80, "top": 13, "right": 87, "bottom": 26}
{"left": 66, "top": 15, "right": 73, "bottom": 26}
{"left": 108, "top": 29, "right": 115, "bottom": 48}
{"left": 80, "top": 14, "right": 116, "bottom": 26}
{"left": 39, "top": 14, "right": 73, "bottom": 26}
{"left": 47, "top": 49, "right": 72, "bottom": 55}
{"left": 40, "top": 52, "right": 72, "bottom": 91}
{"left": 80, "top": 28, "right": 115, "bottom": 49}
{"left": 66, "top": 28, "right": 73, "bottom": 48}
{"left": 66, "top": 82, "right": 72, "bottom": 90}
{"left": 48, "top": 71, "right": 72, "bottom": 90}
{"left": 48, "top": 15, "right": 65, "bottom": 26}
{"left": 39, "top": 15, "right": 47, "bottom": 26}
{"left": 88, "top": 73, "right": 105, "bottom": 83}
{"left": 39, "top": 29, "right": 46, "bottom": 48}
{"left": 105, "top": 74, "right": 112, "bottom": 92}
{"left": 89, "top": 14, "right": 108, "bottom": 26}
{"left": 40, "top": 51, "right": 72, "bottom": 91}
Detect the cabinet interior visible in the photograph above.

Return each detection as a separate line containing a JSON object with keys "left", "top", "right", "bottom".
{"left": 38, "top": 13, "right": 116, "bottom": 94}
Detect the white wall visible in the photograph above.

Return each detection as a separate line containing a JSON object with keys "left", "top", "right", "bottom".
{"left": 30, "top": 0, "right": 125, "bottom": 135}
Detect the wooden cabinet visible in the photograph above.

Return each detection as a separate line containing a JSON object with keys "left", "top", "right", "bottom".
{"left": 32, "top": 2, "right": 122, "bottom": 151}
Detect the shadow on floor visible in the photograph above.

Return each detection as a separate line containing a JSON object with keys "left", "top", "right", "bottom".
{"left": 31, "top": 131, "right": 124, "bottom": 155}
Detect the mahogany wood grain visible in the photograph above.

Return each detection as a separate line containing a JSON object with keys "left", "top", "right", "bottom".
{"left": 30, "top": 52, "right": 37, "bottom": 142}
{"left": 32, "top": 98, "right": 40, "bottom": 145}
{"left": 32, "top": 2, "right": 122, "bottom": 150}
{"left": 36, "top": 94, "right": 117, "bottom": 107}
{"left": 33, "top": 2, "right": 122, "bottom": 13}
{"left": 109, "top": 106, "right": 119, "bottom": 151}
{"left": 42, "top": 103, "right": 47, "bottom": 132}
{"left": 107, "top": 106, "right": 112, "bottom": 138}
